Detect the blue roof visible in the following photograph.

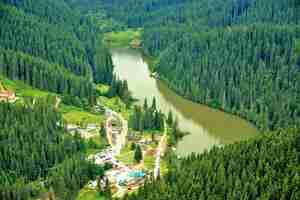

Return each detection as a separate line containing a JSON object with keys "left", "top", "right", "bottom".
{"left": 128, "top": 171, "right": 145, "bottom": 178}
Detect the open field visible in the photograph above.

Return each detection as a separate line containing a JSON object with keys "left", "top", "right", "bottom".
{"left": 98, "top": 96, "right": 132, "bottom": 120}
{"left": 76, "top": 187, "right": 105, "bottom": 200}
{"left": 116, "top": 143, "right": 135, "bottom": 165}
{"left": 103, "top": 29, "right": 142, "bottom": 48}
{"left": 0, "top": 75, "right": 52, "bottom": 98}
{"left": 143, "top": 154, "right": 155, "bottom": 170}
{"left": 61, "top": 104, "right": 105, "bottom": 125}
{"left": 96, "top": 84, "right": 110, "bottom": 95}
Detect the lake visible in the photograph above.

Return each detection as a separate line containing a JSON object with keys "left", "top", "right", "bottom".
{"left": 111, "top": 48, "right": 259, "bottom": 156}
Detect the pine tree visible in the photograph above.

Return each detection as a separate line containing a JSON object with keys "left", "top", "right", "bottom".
{"left": 134, "top": 145, "right": 143, "bottom": 163}
{"left": 167, "top": 111, "right": 174, "bottom": 126}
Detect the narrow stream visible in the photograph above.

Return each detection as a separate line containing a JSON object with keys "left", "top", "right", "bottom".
{"left": 111, "top": 48, "right": 259, "bottom": 156}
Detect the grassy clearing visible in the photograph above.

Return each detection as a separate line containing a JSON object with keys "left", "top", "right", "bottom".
{"left": 96, "top": 84, "right": 110, "bottom": 95}
{"left": 160, "top": 158, "right": 169, "bottom": 175}
{"left": 86, "top": 135, "right": 109, "bottom": 156}
{"left": 144, "top": 154, "right": 155, "bottom": 170}
{"left": 60, "top": 104, "right": 105, "bottom": 125}
{"left": 0, "top": 75, "right": 52, "bottom": 98}
{"left": 76, "top": 187, "right": 105, "bottom": 200}
{"left": 103, "top": 29, "right": 142, "bottom": 48}
{"left": 116, "top": 144, "right": 135, "bottom": 165}
{"left": 98, "top": 96, "right": 132, "bottom": 120}
{"left": 144, "top": 155, "right": 168, "bottom": 174}
{"left": 62, "top": 110, "right": 104, "bottom": 125}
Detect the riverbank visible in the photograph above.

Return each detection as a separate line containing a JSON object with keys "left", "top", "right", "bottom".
{"left": 157, "top": 75, "right": 261, "bottom": 131}
{"left": 111, "top": 47, "right": 258, "bottom": 156}
{"left": 104, "top": 30, "right": 258, "bottom": 141}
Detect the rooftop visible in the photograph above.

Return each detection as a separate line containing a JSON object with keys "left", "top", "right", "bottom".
{"left": 0, "top": 90, "right": 15, "bottom": 97}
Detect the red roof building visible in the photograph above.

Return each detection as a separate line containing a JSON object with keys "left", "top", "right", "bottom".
{"left": 0, "top": 90, "right": 16, "bottom": 102}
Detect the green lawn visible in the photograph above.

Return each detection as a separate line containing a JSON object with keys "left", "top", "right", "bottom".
{"left": 144, "top": 154, "right": 155, "bottom": 170}
{"left": 0, "top": 75, "right": 52, "bottom": 98}
{"left": 98, "top": 96, "right": 132, "bottom": 120}
{"left": 116, "top": 144, "right": 135, "bottom": 165}
{"left": 60, "top": 104, "right": 105, "bottom": 126}
{"left": 103, "top": 29, "right": 142, "bottom": 48}
{"left": 160, "top": 158, "right": 169, "bottom": 175}
{"left": 144, "top": 155, "right": 168, "bottom": 175}
{"left": 96, "top": 84, "right": 110, "bottom": 95}
{"left": 86, "top": 135, "right": 108, "bottom": 156}
{"left": 76, "top": 187, "right": 105, "bottom": 200}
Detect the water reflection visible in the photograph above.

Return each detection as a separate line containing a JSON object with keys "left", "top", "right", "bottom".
{"left": 111, "top": 48, "right": 259, "bottom": 156}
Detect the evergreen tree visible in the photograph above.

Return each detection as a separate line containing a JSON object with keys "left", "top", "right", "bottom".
{"left": 134, "top": 145, "right": 143, "bottom": 163}
{"left": 130, "top": 98, "right": 165, "bottom": 131}
{"left": 100, "top": 122, "right": 106, "bottom": 138}
{"left": 123, "top": 127, "right": 300, "bottom": 200}
{"left": 151, "top": 97, "right": 157, "bottom": 111}
{"left": 167, "top": 110, "right": 174, "bottom": 126}
{"left": 0, "top": 98, "right": 99, "bottom": 199}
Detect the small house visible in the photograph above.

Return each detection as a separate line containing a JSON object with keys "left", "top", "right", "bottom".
{"left": 0, "top": 90, "right": 16, "bottom": 102}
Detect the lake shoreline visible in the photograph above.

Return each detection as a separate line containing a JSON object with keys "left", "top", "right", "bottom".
{"left": 110, "top": 47, "right": 259, "bottom": 156}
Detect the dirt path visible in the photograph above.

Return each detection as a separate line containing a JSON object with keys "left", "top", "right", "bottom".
{"left": 105, "top": 116, "right": 115, "bottom": 146}
{"left": 154, "top": 122, "right": 168, "bottom": 179}
{"left": 104, "top": 107, "right": 128, "bottom": 154}
{"left": 54, "top": 97, "right": 61, "bottom": 109}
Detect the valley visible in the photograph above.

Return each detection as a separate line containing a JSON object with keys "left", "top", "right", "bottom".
{"left": 0, "top": 0, "right": 299, "bottom": 200}
{"left": 111, "top": 47, "right": 258, "bottom": 156}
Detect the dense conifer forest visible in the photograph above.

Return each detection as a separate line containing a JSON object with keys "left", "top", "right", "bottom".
{"left": 0, "top": 98, "right": 100, "bottom": 200}
{"left": 102, "top": 0, "right": 300, "bottom": 131}
{"left": 124, "top": 127, "right": 300, "bottom": 200}
{"left": 0, "top": 0, "right": 114, "bottom": 93}
{"left": 1, "top": 0, "right": 300, "bottom": 199}
{"left": 0, "top": 1, "right": 111, "bottom": 199}
{"left": 129, "top": 98, "right": 165, "bottom": 131}
{"left": 155, "top": 25, "right": 300, "bottom": 131}
{"left": 0, "top": 47, "right": 95, "bottom": 100}
{"left": 100, "top": 1, "right": 300, "bottom": 200}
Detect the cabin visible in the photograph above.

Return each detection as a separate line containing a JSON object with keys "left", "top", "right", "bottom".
{"left": 0, "top": 90, "right": 16, "bottom": 102}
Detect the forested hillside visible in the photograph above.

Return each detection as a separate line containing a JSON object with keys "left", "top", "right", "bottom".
{"left": 100, "top": 0, "right": 297, "bottom": 28}
{"left": 0, "top": 0, "right": 114, "bottom": 94}
{"left": 0, "top": 1, "right": 111, "bottom": 199}
{"left": 125, "top": 127, "right": 300, "bottom": 200}
{"left": 1, "top": 0, "right": 300, "bottom": 199}
{"left": 98, "top": 1, "right": 300, "bottom": 200}
{"left": 0, "top": 47, "right": 95, "bottom": 100}
{"left": 0, "top": 3, "right": 91, "bottom": 78}
{"left": 155, "top": 25, "right": 300, "bottom": 131}
{"left": 143, "top": 0, "right": 300, "bottom": 131}
{"left": 102, "top": 0, "right": 300, "bottom": 131}
{"left": 0, "top": 98, "right": 100, "bottom": 200}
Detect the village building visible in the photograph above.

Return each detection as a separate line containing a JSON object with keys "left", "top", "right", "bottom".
{"left": 0, "top": 90, "right": 16, "bottom": 102}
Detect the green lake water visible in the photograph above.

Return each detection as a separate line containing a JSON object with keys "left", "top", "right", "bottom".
{"left": 111, "top": 48, "right": 259, "bottom": 156}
